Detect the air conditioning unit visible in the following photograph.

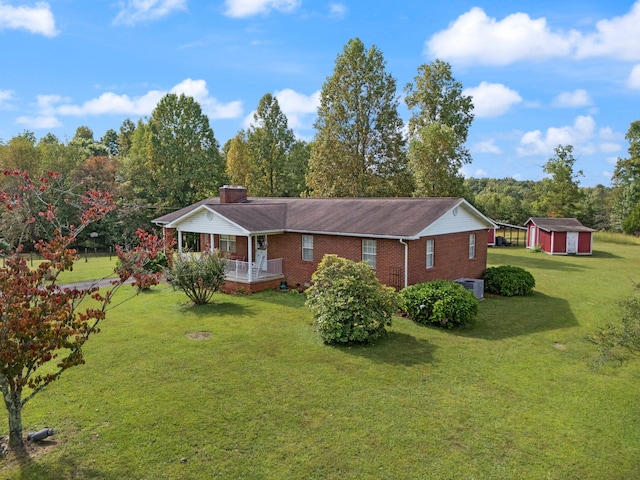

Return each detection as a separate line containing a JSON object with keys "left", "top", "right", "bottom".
{"left": 454, "top": 278, "right": 484, "bottom": 299}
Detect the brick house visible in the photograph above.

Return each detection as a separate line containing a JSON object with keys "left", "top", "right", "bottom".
{"left": 152, "top": 186, "right": 496, "bottom": 293}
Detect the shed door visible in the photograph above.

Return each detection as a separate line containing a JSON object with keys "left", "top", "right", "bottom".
{"left": 528, "top": 226, "right": 536, "bottom": 248}
{"left": 566, "top": 232, "right": 578, "bottom": 254}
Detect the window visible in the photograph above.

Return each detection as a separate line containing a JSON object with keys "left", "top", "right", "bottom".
{"left": 219, "top": 234, "right": 236, "bottom": 253}
{"left": 302, "top": 235, "right": 313, "bottom": 261}
{"left": 469, "top": 233, "right": 476, "bottom": 259}
{"left": 426, "top": 239, "right": 434, "bottom": 269}
{"left": 362, "top": 239, "right": 377, "bottom": 269}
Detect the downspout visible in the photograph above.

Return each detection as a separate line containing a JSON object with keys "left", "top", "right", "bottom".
{"left": 399, "top": 239, "right": 408, "bottom": 289}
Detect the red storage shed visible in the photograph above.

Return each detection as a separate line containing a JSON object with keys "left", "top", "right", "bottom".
{"left": 525, "top": 217, "right": 595, "bottom": 255}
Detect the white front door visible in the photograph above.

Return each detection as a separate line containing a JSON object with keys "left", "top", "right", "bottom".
{"left": 566, "top": 232, "right": 578, "bottom": 254}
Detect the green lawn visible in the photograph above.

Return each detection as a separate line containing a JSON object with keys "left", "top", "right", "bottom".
{"left": 2, "top": 240, "right": 640, "bottom": 479}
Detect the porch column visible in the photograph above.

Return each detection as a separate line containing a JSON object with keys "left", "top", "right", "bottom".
{"left": 209, "top": 234, "right": 214, "bottom": 253}
{"left": 177, "top": 230, "right": 183, "bottom": 253}
{"left": 248, "top": 235, "right": 253, "bottom": 282}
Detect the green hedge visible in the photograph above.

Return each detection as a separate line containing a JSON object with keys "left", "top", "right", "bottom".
{"left": 483, "top": 265, "right": 535, "bottom": 296}
{"left": 400, "top": 280, "right": 479, "bottom": 329}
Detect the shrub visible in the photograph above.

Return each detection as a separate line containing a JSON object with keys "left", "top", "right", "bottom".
{"left": 400, "top": 280, "right": 478, "bottom": 329}
{"left": 483, "top": 265, "right": 535, "bottom": 296}
{"left": 305, "top": 254, "right": 399, "bottom": 345}
{"left": 166, "top": 251, "right": 227, "bottom": 305}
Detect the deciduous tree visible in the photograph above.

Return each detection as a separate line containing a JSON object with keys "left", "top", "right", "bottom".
{"left": 246, "top": 93, "right": 296, "bottom": 196}
{"left": 611, "top": 120, "right": 640, "bottom": 231}
{"left": 534, "top": 144, "right": 584, "bottom": 218}
{"left": 125, "top": 94, "right": 226, "bottom": 212}
{"left": 405, "top": 59, "right": 474, "bottom": 197}
{"left": 307, "top": 38, "right": 411, "bottom": 197}
{"left": 0, "top": 170, "right": 167, "bottom": 449}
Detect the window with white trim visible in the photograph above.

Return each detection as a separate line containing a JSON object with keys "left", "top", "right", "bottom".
{"left": 469, "top": 233, "right": 476, "bottom": 259}
{"left": 302, "top": 235, "right": 313, "bottom": 261}
{"left": 219, "top": 234, "right": 236, "bottom": 253}
{"left": 426, "top": 239, "right": 434, "bottom": 269}
{"left": 362, "top": 239, "right": 377, "bottom": 269}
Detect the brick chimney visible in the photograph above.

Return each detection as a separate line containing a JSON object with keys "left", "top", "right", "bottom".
{"left": 219, "top": 185, "right": 247, "bottom": 204}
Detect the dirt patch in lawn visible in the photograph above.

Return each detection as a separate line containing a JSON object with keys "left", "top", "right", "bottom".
{"left": 1, "top": 436, "right": 59, "bottom": 470}
{"left": 186, "top": 331, "right": 212, "bottom": 340}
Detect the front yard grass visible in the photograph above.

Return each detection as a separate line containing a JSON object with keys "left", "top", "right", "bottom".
{"left": 2, "top": 240, "right": 639, "bottom": 479}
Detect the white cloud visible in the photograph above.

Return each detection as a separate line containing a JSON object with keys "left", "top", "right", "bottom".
{"left": 274, "top": 88, "right": 320, "bottom": 129}
{"left": 34, "top": 79, "right": 242, "bottom": 126}
{"left": 473, "top": 139, "right": 502, "bottom": 154}
{"left": 426, "top": 7, "right": 577, "bottom": 65}
{"left": 113, "top": 0, "right": 187, "bottom": 25}
{"left": 329, "top": 2, "right": 347, "bottom": 19}
{"left": 575, "top": 2, "right": 640, "bottom": 61}
{"left": 0, "top": 1, "right": 57, "bottom": 37}
{"left": 628, "top": 65, "right": 640, "bottom": 89}
{"left": 224, "top": 0, "right": 300, "bottom": 18}
{"left": 552, "top": 89, "right": 593, "bottom": 107}
{"left": 474, "top": 168, "right": 488, "bottom": 177}
{"left": 512, "top": 173, "right": 522, "bottom": 180}
{"left": 170, "top": 78, "right": 243, "bottom": 119}
{"left": 599, "top": 143, "right": 620, "bottom": 154}
{"left": 16, "top": 115, "right": 61, "bottom": 129}
{"left": 427, "top": 2, "right": 640, "bottom": 65}
{"left": 463, "top": 82, "right": 522, "bottom": 117}
{"left": 57, "top": 91, "right": 165, "bottom": 116}
{"left": 0, "top": 89, "right": 14, "bottom": 108}
{"left": 517, "top": 115, "right": 596, "bottom": 156}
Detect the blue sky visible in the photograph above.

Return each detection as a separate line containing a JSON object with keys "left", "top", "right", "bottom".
{"left": 1, "top": 0, "right": 639, "bottom": 187}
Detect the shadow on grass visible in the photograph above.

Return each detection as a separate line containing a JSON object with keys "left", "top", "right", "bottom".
{"left": 457, "top": 292, "right": 579, "bottom": 340}
{"left": 174, "top": 300, "right": 255, "bottom": 318}
{"left": 4, "top": 448, "right": 117, "bottom": 480}
{"left": 489, "top": 251, "right": 589, "bottom": 272}
{"left": 591, "top": 249, "right": 622, "bottom": 259}
{"left": 334, "top": 331, "right": 437, "bottom": 366}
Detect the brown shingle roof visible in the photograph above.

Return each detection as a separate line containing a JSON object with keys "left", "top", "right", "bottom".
{"left": 527, "top": 217, "right": 595, "bottom": 233}
{"left": 154, "top": 196, "right": 493, "bottom": 238}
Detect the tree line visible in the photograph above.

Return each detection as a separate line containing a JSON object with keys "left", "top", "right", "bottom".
{"left": 1, "top": 37, "right": 639, "bottom": 250}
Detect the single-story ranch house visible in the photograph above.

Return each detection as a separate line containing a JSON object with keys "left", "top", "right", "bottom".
{"left": 153, "top": 186, "right": 497, "bottom": 293}
{"left": 525, "top": 217, "right": 595, "bottom": 255}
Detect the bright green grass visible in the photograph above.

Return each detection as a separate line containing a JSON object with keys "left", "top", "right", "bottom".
{"left": 18, "top": 253, "right": 119, "bottom": 284}
{"left": 2, "top": 243, "right": 640, "bottom": 479}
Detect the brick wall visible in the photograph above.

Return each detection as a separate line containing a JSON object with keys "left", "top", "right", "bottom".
{"left": 268, "top": 230, "right": 487, "bottom": 290}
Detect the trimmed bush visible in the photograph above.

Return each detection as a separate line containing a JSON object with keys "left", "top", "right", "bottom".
{"left": 305, "top": 254, "right": 398, "bottom": 345}
{"left": 483, "top": 265, "right": 535, "bottom": 296}
{"left": 166, "top": 252, "right": 227, "bottom": 305}
{"left": 400, "top": 280, "right": 478, "bottom": 329}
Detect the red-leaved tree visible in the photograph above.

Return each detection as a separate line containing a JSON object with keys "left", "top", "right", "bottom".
{"left": 0, "top": 170, "right": 169, "bottom": 449}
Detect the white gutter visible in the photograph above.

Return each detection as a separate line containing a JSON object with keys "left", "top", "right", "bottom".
{"left": 399, "top": 239, "right": 408, "bottom": 289}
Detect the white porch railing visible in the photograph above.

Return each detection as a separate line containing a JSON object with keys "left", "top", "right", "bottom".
{"left": 225, "top": 258, "right": 283, "bottom": 281}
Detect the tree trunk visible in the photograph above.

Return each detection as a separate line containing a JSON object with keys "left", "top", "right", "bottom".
{"left": 1, "top": 378, "right": 24, "bottom": 449}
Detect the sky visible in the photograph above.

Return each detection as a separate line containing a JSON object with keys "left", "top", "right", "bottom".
{"left": 1, "top": 0, "right": 639, "bottom": 187}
